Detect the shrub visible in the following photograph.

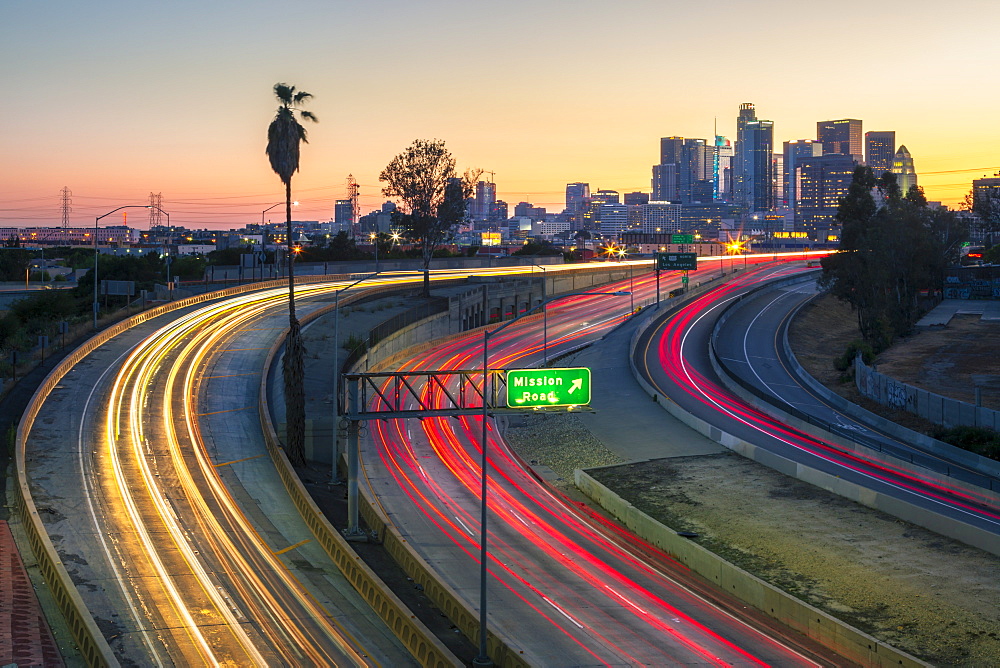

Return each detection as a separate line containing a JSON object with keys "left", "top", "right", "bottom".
{"left": 931, "top": 426, "right": 1000, "bottom": 461}
{"left": 834, "top": 340, "right": 875, "bottom": 372}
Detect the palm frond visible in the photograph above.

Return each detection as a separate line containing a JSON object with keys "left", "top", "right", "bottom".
{"left": 299, "top": 110, "right": 318, "bottom": 123}
{"left": 273, "top": 83, "right": 295, "bottom": 105}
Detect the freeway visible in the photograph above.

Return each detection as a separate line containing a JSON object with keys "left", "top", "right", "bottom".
{"left": 358, "top": 260, "right": 842, "bottom": 665}
{"left": 635, "top": 268, "right": 1000, "bottom": 546}
{"left": 713, "top": 279, "right": 1000, "bottom": 495}
{"left": 27, "top": 280, "right": 437, "bottom": 665}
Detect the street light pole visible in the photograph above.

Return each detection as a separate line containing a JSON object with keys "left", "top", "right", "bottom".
{"left": 148, "top": 206, "right": 172, "bottom": 298}
{"left": 333, "top": 271, "right": 380, "bottom": 485}
{"left": 93, "top": 205, "right": 152, "bottom": 329}
{"left": 474, "top": 288, "right": 630, "bottom": 667}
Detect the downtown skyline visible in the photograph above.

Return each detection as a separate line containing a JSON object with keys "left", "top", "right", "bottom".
{"left": 3, "top": 0, "right": 998, "bottom": 230}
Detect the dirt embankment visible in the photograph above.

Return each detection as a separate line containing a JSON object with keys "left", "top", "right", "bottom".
{"left": 504, "top": 294, "right": 1000, "bottom": 666}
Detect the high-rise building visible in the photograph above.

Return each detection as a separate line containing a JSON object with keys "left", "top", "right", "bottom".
{"left": 592, "top": 190, "right": 620, "bottom": 204}
{"left": 640, "top": 202, "right": 682, "bottom": 234}
{"left": 783, "top": 140, "right": 824, "bottom": 210}
{"left": 892, "top": 145, "right": 917, "bottom": 194}
{"left": 652, "top": 163, "right": 678, "bottom": 202}
{"left": 598, "top": 203, "right": 629, "bottom": 238}
{"left": 623, "top": 191, "right": 649, "bottom": 206}
{"left": 652, "top": 137, "right": 713, "bottom": 203}
{"left": 734, "top": 103, "right": 775, "bottom": 212}
{"left": 565, "top": 183, "right": 590, "bottom": 214}
{"left": 794, "top": 154, "right": 856, "bottom": 230}
{"left": 474, "top": 181, "right": 496, "bottom": 219}
{"left": 713, "top": 136, "right": 732, "bottom": 201}
{"left": 333, "top": 199, "right": 353, "bottom": 232}
{"left": 513, "top": 201, "right": 547, "bottom": 220}
{"left": 817, "top": 119, "right": 863, "bottom": 163}
{"left": 865, "top": 131, "right": 896, "bottom": 175}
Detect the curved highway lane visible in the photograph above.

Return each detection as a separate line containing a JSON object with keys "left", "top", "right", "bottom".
{"left": 635, "top": 269, "right": 1000, "bottom": 547}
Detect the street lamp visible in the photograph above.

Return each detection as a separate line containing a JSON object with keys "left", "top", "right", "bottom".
{"left": 474, "top": 289, "right": 630, "bottom": 667}
{"left": 522, "top": 261, "right": 548, "bottom": 364}
{"left": 94, "top": 205, "right": 153, "bottom": 329}
{"left": 369, "top": 232, "right": 380, "bottom": 272}
{"left": 332, "top": 272, "right": 380, "bottom": 484}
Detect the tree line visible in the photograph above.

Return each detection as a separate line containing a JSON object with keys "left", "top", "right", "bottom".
{"left": 820, "top": 167, "right": 967, "bottom": 352}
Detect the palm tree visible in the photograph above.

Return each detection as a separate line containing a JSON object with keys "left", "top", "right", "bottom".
{"left": 266, "top": 82, "right": 317, "bottom": 466}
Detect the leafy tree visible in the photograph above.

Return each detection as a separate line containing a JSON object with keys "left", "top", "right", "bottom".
{"left": 965, "top": 184, "right": 1000, "bottom": 248}
{"left": 266, "top": 82, "right": 317, "bottom": 466}
{"left": 0, "top": 249, "right": 32, "bottom": 282}
{"left": 821, "top": 167, "right": 967, "bottom": 350}
{"left": 379, "top": 139, "right": 481, "bottom": 297}
{"left": 310, "top": 231, "right": 367, "bottom": 261}
{"left": 513, "top": 241, "right": 562, "bottom": 257}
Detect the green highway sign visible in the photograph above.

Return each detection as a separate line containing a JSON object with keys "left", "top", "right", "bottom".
{"left": 656, "top": 252, "right": 698, "bottom": 271}
{"left": 670, "top": 234, "right": 695, "bottom": 244}
{"left": 506, "top": 367, "right": 592, "bottom": 408}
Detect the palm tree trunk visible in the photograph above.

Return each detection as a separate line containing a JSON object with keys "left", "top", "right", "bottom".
{"left": 283, "top": 179, "right": 306, "bottom": 466}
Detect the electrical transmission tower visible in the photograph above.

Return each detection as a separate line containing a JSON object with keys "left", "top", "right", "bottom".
{"left": 60, "top": 187, "right": 72, "bottom": 228}
{"left": 148, "top": 192, "right": 163, "bottom": 228}
{"left": 346, "top": 174, "right": 359, "bottom": 235}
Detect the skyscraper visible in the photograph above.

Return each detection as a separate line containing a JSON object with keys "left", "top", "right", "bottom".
{"left": 334, "top": 199, "right": 353, "bottom": 232}
{"left": 474, "top": 180, "right": 496, "bottom": 220}
{"left": 652, "top": 137, "right": 713, "bottom": 203}
{"left": 734, "top": 103, "right": 775, "bottom": 212}
{"left": 794, "top": 154, "right": 856, "bottom": 231}
{"left": 783, "top": 139, "right": 824, "bottom": 210}
{"left": 892, "top": 145, "right": 917, "bottom": 194}
{"left": 565, "top": 183, "right": 590, "bottom": 214}
{"left": 817, "top": 119, "right": 863, "bottom": 163}
{"left": 865, "top": 131, "right": 896, "bottom": 175}
{"left": 713, "top": 135, "right": 732, "bottom": 201}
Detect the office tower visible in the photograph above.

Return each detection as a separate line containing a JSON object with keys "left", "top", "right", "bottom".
{"left": 817, "top": 119, "right": 863, "bottom": 163}
{"left": 734, "top": 103, "right": 775, "bottom": 212}
{"left": 794, "top": 154, "right": 856, "bottom": 230}
{"left": 652, "top": 137, "right": 713, "bottom": 203}
{"left": 714, "top": 136, "right": 732, "bottom": 200}
{"left": 565, "top": 183, "right": 590, "bottom": 214}
{"left": 598, "top": 203, "right": 629, "bottom": 239}
{"left": 514, "top": 202, "right": 547, "bottom": 220}
{"left": 592, "top": 190, "right": 620, "bottom": 204}
{"left": 334, "top": 199, "right": 353, "bottom": 232}
{"left": 641, "top": 202, "right": 683, "bottom": 233}
{"left": 865, "top": 131, "right": 896, "bottom": 175}
{"left": 892, "top": 146, "right": 917, "bottom": 194}
{"left": 474, "top": 180, "right": 497, "bottom": 219}
{"left": 772, "top": 153, "right": 784, "bottom": 210}
{"left": 783, "top": 140, "right": 824, "bottom": 210}
{"left": 652, "top": 163, "right": 678, "bottom": 202}
{"left": 623, "top": 191, "right": 650, "bottom": 206}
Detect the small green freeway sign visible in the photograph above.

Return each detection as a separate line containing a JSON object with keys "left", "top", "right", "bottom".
{"left": 656, "top": 252, "right": 697, "bottom": 271}
{"left": 506, "top": 367, "right": 592, "bottom": 408}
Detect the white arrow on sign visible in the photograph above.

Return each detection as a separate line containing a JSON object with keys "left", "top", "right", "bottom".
{"left": 569, "top": 378, "right": 583, "bottom": 394}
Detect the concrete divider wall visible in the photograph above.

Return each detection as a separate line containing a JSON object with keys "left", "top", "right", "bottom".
{"left": 259, "top": 335, "right": 463, "bottom": 667}
{"left": 574, "top": 470, "right": 929, "bottom": 668}
{"left": 269, "top": 298, "right": 532, "bottom": 667}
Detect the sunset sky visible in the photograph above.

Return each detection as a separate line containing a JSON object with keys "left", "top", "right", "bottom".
{"left": 3, "top": 0, "right": 998, "bottom": 230}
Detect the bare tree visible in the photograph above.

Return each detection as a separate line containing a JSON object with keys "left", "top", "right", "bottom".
{"left": 265, "top": 82, "right": 317, "bottom": 466}
{"left": 379, "top": 139, "right": 481, "bottom": 297}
